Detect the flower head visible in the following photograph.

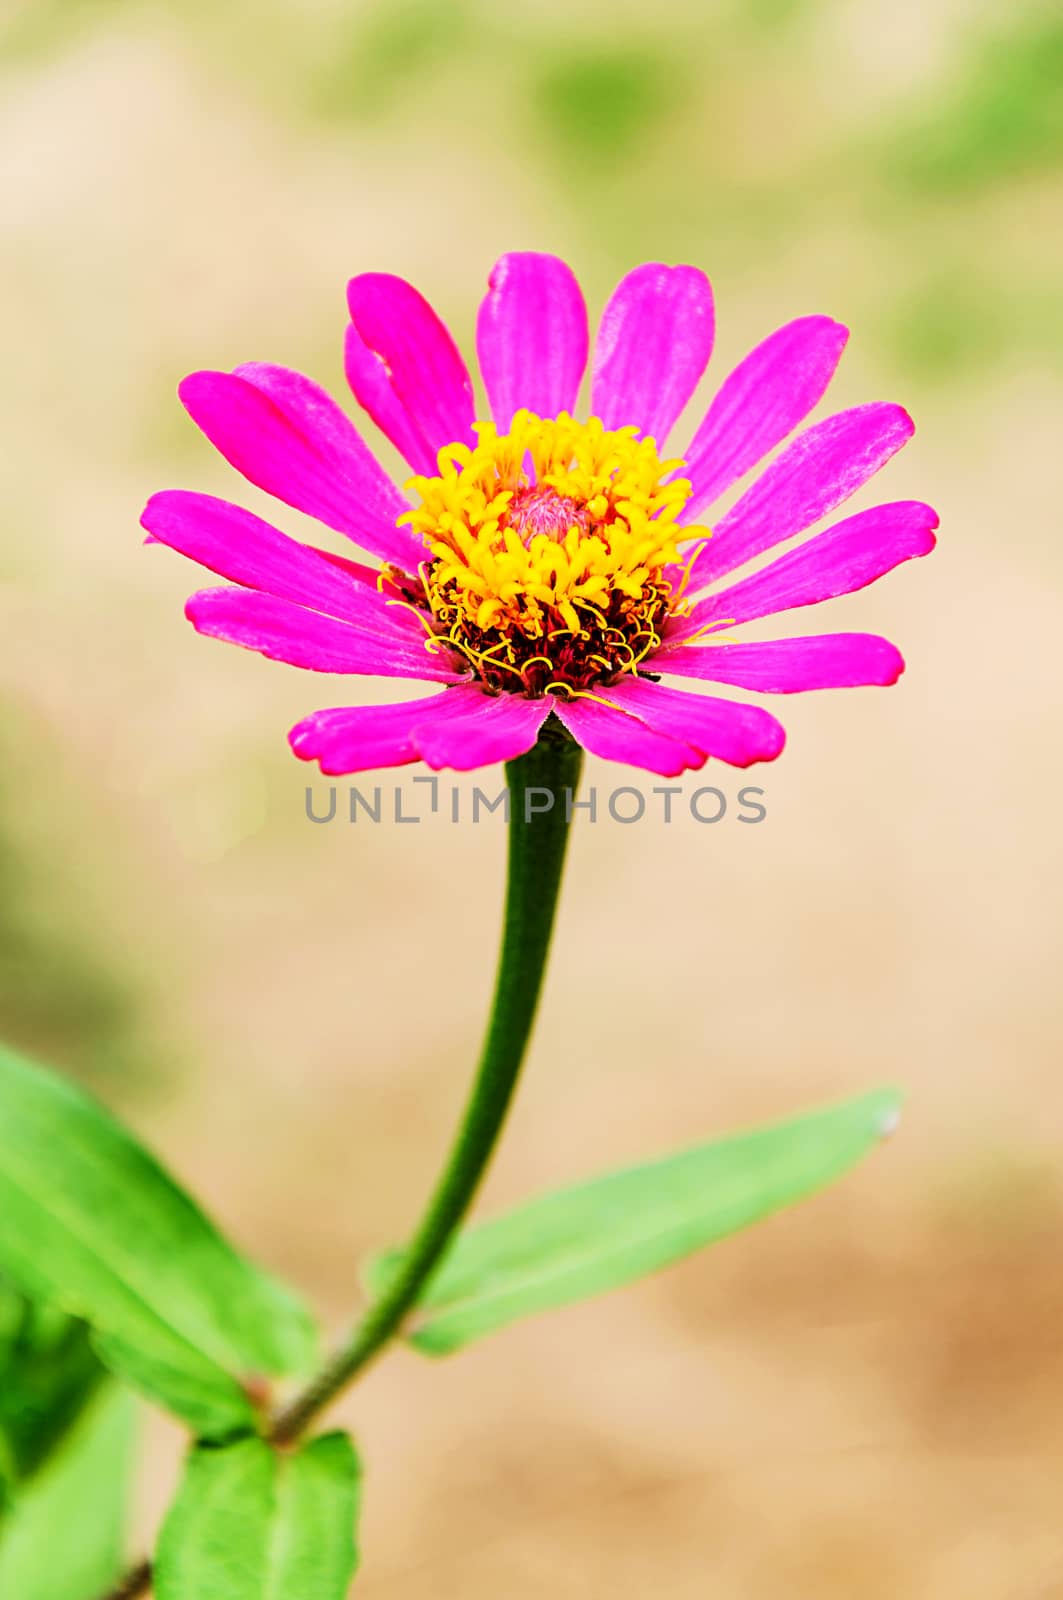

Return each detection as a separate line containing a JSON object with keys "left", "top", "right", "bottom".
{"left": 144, "top": 254, "right": 936, "bottom": 777}
{"left": 404, "top": 411, "right": 703, "bottom": 695}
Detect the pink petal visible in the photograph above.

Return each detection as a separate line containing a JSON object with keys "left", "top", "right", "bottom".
{"left": 591, "top": 264, "right": 715, "bottom": 448}
{"left": 684, "top": 316, "right": 849, "bottom": 515}
{"left": 654, "top": 634, "right": 904, "bottom": 693}
{"left": 290, "top": 686, "right": 508, "bottom": 775}
{"left": 185, "top": 588, "right": 465, "bottom": 681}
{"left": 412, "top": 691, "right": 551, "bottom": 772}
{"left": 605, "top": 677, "right": 786, "bottom": 767}
{"left": 345, "top": 273, "right": 476, "bottom": 475}
{"left": 476, "top": 252, "right": 588, "bottom": 430}
{"left": 143, "top": 490, "right": 421, "bottom": 639}
{"left": 551, "top": 695, "right": 704, "bottom": 777}
{"left": 178, "top": 365, "right": 423, "bottom": 572}
{"left": 290, "top": 697, "right": 432, "bottom": 775}
{"left": 684, "top": 402, "right": 915, "bottom": 591}
{"left": 668, "top": 500, "right": 938, "bottom": 639}
{"left": 293, "top": 684, "right": 547, "bottom": 775}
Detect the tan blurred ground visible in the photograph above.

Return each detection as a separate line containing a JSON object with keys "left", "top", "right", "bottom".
{"left": 2, "top": 0, "right": 1063, "bottom": 1593}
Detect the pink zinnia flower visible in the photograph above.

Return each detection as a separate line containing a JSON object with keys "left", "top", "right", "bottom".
{"left": 143, "top": 254, "right": 937, "bottom": 778}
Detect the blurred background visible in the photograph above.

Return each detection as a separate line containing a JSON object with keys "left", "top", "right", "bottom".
{"left": 2, "top": 0, "right": 1062, "bottom": 1592}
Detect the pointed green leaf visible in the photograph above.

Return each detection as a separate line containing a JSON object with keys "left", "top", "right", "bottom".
{"left": 0, "top": 1383, "right": 135, "bottom": 1600}
{"left": 0, "top": 1042, "right": 317, "bottom": 1436}
{"left": 155, "top": 1433, "right": 361, "bottom": 1600}
{"left": 368, "top": 1087, "right": 900, "bottom": 1354}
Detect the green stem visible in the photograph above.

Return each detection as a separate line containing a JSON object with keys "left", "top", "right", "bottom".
{"left": 95, "top": 731, "right": 584, "bottom": 1598}
{"left": 272, "top": 729, "right": 583, "bottom": 1443}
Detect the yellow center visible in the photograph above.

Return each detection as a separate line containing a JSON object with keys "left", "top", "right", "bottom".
{"left": 398, "top": 410, "right": 709, "bottom": 696}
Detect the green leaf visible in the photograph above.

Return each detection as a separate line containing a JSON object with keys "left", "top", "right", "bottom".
{"left": 0, "top": 1279, "right": 106, "bottom": 1498}
{"left": 0, "top": 1042, "right": 317, "bottom": 1437}
{"left": 367, "top": 1087, "right": 901, "bottom": 1355}
{"left": 155, "top": 1433, "right": 361, "bottom": 1600}
{"left": 0, "top": 1383, "right": 135, "bottom": 1600}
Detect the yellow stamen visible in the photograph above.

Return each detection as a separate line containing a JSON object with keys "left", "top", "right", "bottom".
{"left": 677, "top": 615, "right": 738, "bottom": 647}
{"left": 401, "top": 410, "right": 711, "bottom": 695}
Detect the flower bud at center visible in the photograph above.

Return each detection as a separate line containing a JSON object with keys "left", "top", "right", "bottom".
{"left": 501, "top": 486, "right": 592, "bottom": 545}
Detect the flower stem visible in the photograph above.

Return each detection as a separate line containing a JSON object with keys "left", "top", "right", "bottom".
{"left": 97, "top": 732, "right": 583, "bottom": 1598}
{"left": 271, "top": 729, "right": 583, "bottom": 1443}
{"left": 94, "top": 729, "right": 582, "bottom": 1600}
